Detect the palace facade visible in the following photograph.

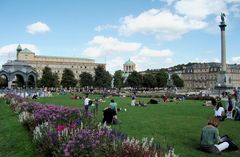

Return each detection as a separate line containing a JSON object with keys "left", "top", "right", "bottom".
{"left": 181, "top": 62, "right": 240, "bottom": 90}
{"left": 16, "top": 45, "right": 105, "bottom": 80}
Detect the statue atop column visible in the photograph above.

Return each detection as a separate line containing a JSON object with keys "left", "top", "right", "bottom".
{"left": 220, "top": 13, "right": 226, "bottom": 25}
{"left": 221, "top": 13, "right": 225, "bottom": 22}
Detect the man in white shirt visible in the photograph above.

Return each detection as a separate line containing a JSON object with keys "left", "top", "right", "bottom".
{"left": 84, "top": 94, "right": 91, "bottom": 112}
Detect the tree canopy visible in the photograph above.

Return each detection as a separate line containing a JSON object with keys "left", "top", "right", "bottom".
{"left": 79, "top": 72, "right": 93, "bottom": 88}
{"left": 155, "top": 70, "right": 168, "bottom": 88}
{"left": 40, "top": 66, "right": 55, "bottom": 87}
{"left": 94, "top": 66, "right": 112, "bottom": 89}
{"left": 125, "top": 71, "right": 142, "bottom": 88}
{"left": 171, "top": 73, "right": 184, "bottom": 87}
{"left": 142, "top": 73, "right": 157, "bottom": 89}
{"left": 113, "top": 70, "right": 124, "bottom": 89}
{"left": 61, "top": 68, "right": 77, "bottom": 88}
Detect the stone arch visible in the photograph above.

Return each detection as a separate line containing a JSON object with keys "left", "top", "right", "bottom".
{"left": 0, "top": 72, "right": 8, "bottom": 88}
{"left": 27, "top": 73, "right": 36, "bottom": 88}
{"left": 0, "top": 60, "right": 37, "bottom": 89}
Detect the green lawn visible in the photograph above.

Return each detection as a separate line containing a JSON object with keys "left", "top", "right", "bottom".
{"left": 35, "top": 94, "right": 240, "bottom": 157}
{"left": 0, "top": 99, "right": 39, "bottom": 157}
{"left": 1, "top": 94, "right": 240, "bottom": 157}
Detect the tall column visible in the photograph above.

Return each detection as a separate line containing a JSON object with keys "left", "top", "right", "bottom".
{"left": 219, "top": 17, "right": 227, "bottom": 72}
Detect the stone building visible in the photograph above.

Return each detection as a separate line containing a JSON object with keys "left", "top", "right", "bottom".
{"left": 122, "top": 59, "right": 136, "bottom": 81}
{"left": 123, "top": 59, "right": 136, "bottom": 73}
{"left": 16, "top": 45, "right": 105, "bottom": 80}
{"left": 181, "top": 62, "right": 240, "bottom": 90}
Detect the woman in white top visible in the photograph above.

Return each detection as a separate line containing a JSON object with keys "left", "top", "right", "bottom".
{"left": 214, "top": 102, "right": 226, "bottom": 121}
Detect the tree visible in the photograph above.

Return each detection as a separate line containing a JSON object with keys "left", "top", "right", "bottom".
{"left": 94, "top": 66, "right": 112, "bottom": 89}
{"left": 155, "top": 70, "right": 168, "bottom": 88}
{"left": 125, "top": 71, "right": 142, "bottom": 89}
{"left": 79, "top": 72, "right": 93, "bottom": 88}
{"left": 40, "top": 66, "right": 55, "bottom": 87}
{"left": 171, "top": 73, "right": 184, "bottom": 87}
{"left": 113, "top": 70, "right": 124, "bottom": 89}
{"left": 142, "top": 73, "right": 157, "bottom": 89}
{"left": 61, "top": 68, "right": 77, "bottom": 88}
{"left": 52, "top": 73, "right": 60, "bottom": 87}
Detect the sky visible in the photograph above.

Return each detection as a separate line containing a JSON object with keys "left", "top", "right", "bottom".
{"left": 0, "top": 0, "right": 240, "bottom": 74}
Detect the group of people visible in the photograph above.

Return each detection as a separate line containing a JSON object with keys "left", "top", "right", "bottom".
{"left": 200, "top": 90, "right": 240, "bottom": 154}
{"left": 213, "top": 95, "right": 240, "bottom": 121}
{"left": 83, "top": 94, "right": 120, "bottom": 125}
{"left": 200, "top": 117, "right": 238, "bottom": 154}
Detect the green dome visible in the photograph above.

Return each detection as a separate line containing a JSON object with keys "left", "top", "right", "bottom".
{"left": 21, "top": 48, "right": 33, "bottom": 53}
{"left": 124, "top": 59, "right": 135, "bottom": 65}
{"left": 16, "top": 44, "right": 22, "bottom": 52}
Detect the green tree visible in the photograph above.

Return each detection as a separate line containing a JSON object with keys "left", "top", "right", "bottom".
{"left": 171, "top": 73, "right": 184, "bottom": 87}
{"left": 61, "top": 68, "right": 77, "bottom": 88}
{"left": 52, "top": 72, "right": 60, "bottom": 87}
{"left": 126, "top": 71, "right": 142, "bottom": 89}
{"left": 155, "top": 70, "right": 168, "bottom": 88}
{"left": 94, "top": 66, "right": 112, "bottom": 89}
{"left": 40, "top": 66, "right": 54, "bottom": 87}
{"left": 113, "top": 70, "right": 124, "bottom": 89}
{"left": 142, "top": 73, "right": 157, "bottom": 89}
{"left": 79, "top": 72, "right": 93, "bottom": 88}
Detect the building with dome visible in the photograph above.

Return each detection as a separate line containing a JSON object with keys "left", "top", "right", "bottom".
{"left": 122, "top": 59, "right": 136, "bottom": 81}
{"left": 123, "top": 59, "right": 136, "bottom": 73}
{"left": 16, "top": 44, "right": 105, "bottom": 80}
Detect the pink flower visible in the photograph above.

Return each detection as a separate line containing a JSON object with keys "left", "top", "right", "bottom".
{"left": 69, "top": 123, "right": 76, "bottom": 129}
{"left": 56, "top": 125, "right": 65, "bottom": 132}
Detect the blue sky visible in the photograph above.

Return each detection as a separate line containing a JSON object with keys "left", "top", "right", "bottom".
{"left": 0, "top": 0, "right": 240, "bottom": 74}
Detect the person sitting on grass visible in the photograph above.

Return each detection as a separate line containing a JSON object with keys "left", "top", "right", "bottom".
{"left": 110, "top": 99, "right": 117, "bottom": 112}
{"left": 214, "top": 102, "right": 226, "bottom": 121}
{"left": 200, "top": 117, "right": 239, "bottom": 154}
{"left": 200, "top": 117, "right": 229, "bottom": 154}
{"left": 102, "top": 107, "right": 121, "bottom": 125}
{"left": 135, "top": 101, "right": 147, "bottom": 107}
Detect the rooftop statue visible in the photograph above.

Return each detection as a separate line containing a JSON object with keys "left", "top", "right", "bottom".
{"left": 221, "top": 13, "right": 225, "bottom": 23}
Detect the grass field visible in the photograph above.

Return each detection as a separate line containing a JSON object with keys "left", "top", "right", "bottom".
{"left": 1, "top": 94, "right": 240, "bottom": 157}
{"left": 0, "top": 99, "right": 39, "bottom": 157}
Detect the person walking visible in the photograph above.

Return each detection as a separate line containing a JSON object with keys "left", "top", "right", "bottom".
{"left": 84, "top": 94, "right": 91, "bottom": 112}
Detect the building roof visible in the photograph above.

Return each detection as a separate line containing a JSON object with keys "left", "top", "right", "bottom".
{"left": 1, "top": 60, "right": 36, "bottom": 74}
{"left": 124, "top": 59, "right": 135, "bottom": 65}
{"left": 16, "top": 44, "right": 22, "bottom": 51}
{"left": 21, "top": 48, "right": 34, "bottom": 53}
{"left": 3, "top": 60, "right": 31, "bottom": 67}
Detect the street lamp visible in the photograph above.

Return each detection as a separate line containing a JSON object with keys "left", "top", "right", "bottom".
{"left": 218, "top": 83, "right": 221, "bottom": 97}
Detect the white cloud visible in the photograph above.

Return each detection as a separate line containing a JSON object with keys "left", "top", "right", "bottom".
{"left": 232, "top": 56, "right": 240, "bottom": 63}
{"left": 26, "top": 22, "right": 50, "bottom": 34}
{"left": 138, "top": 47, "right": 173, "bottom": 58}
{"left": 132, "top": 47, "right": 174, "bottom": 71}
{"left": 175, "top": 0, "right": 227, "bottom": 20}
{"left": 106, "top": 57, "right": 125, "bottom": 74}
{"left": 119, "top": 9, "right": 207, "bottom": 40}
{"left": 94, "top": 24, "right": 118, "bottom": 32}
{"left": 0, "top": 44, "right": 39, "bottom": 68}
{"left": 229, "top": 3, "right": 240, "bottom": 17}
{"left": 83, "top": 36, "right": 141, "bottom": 57}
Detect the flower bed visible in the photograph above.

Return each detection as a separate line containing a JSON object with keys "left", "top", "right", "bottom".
{"left": 4, "top": 93, "right": 178, "bottom": 157}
